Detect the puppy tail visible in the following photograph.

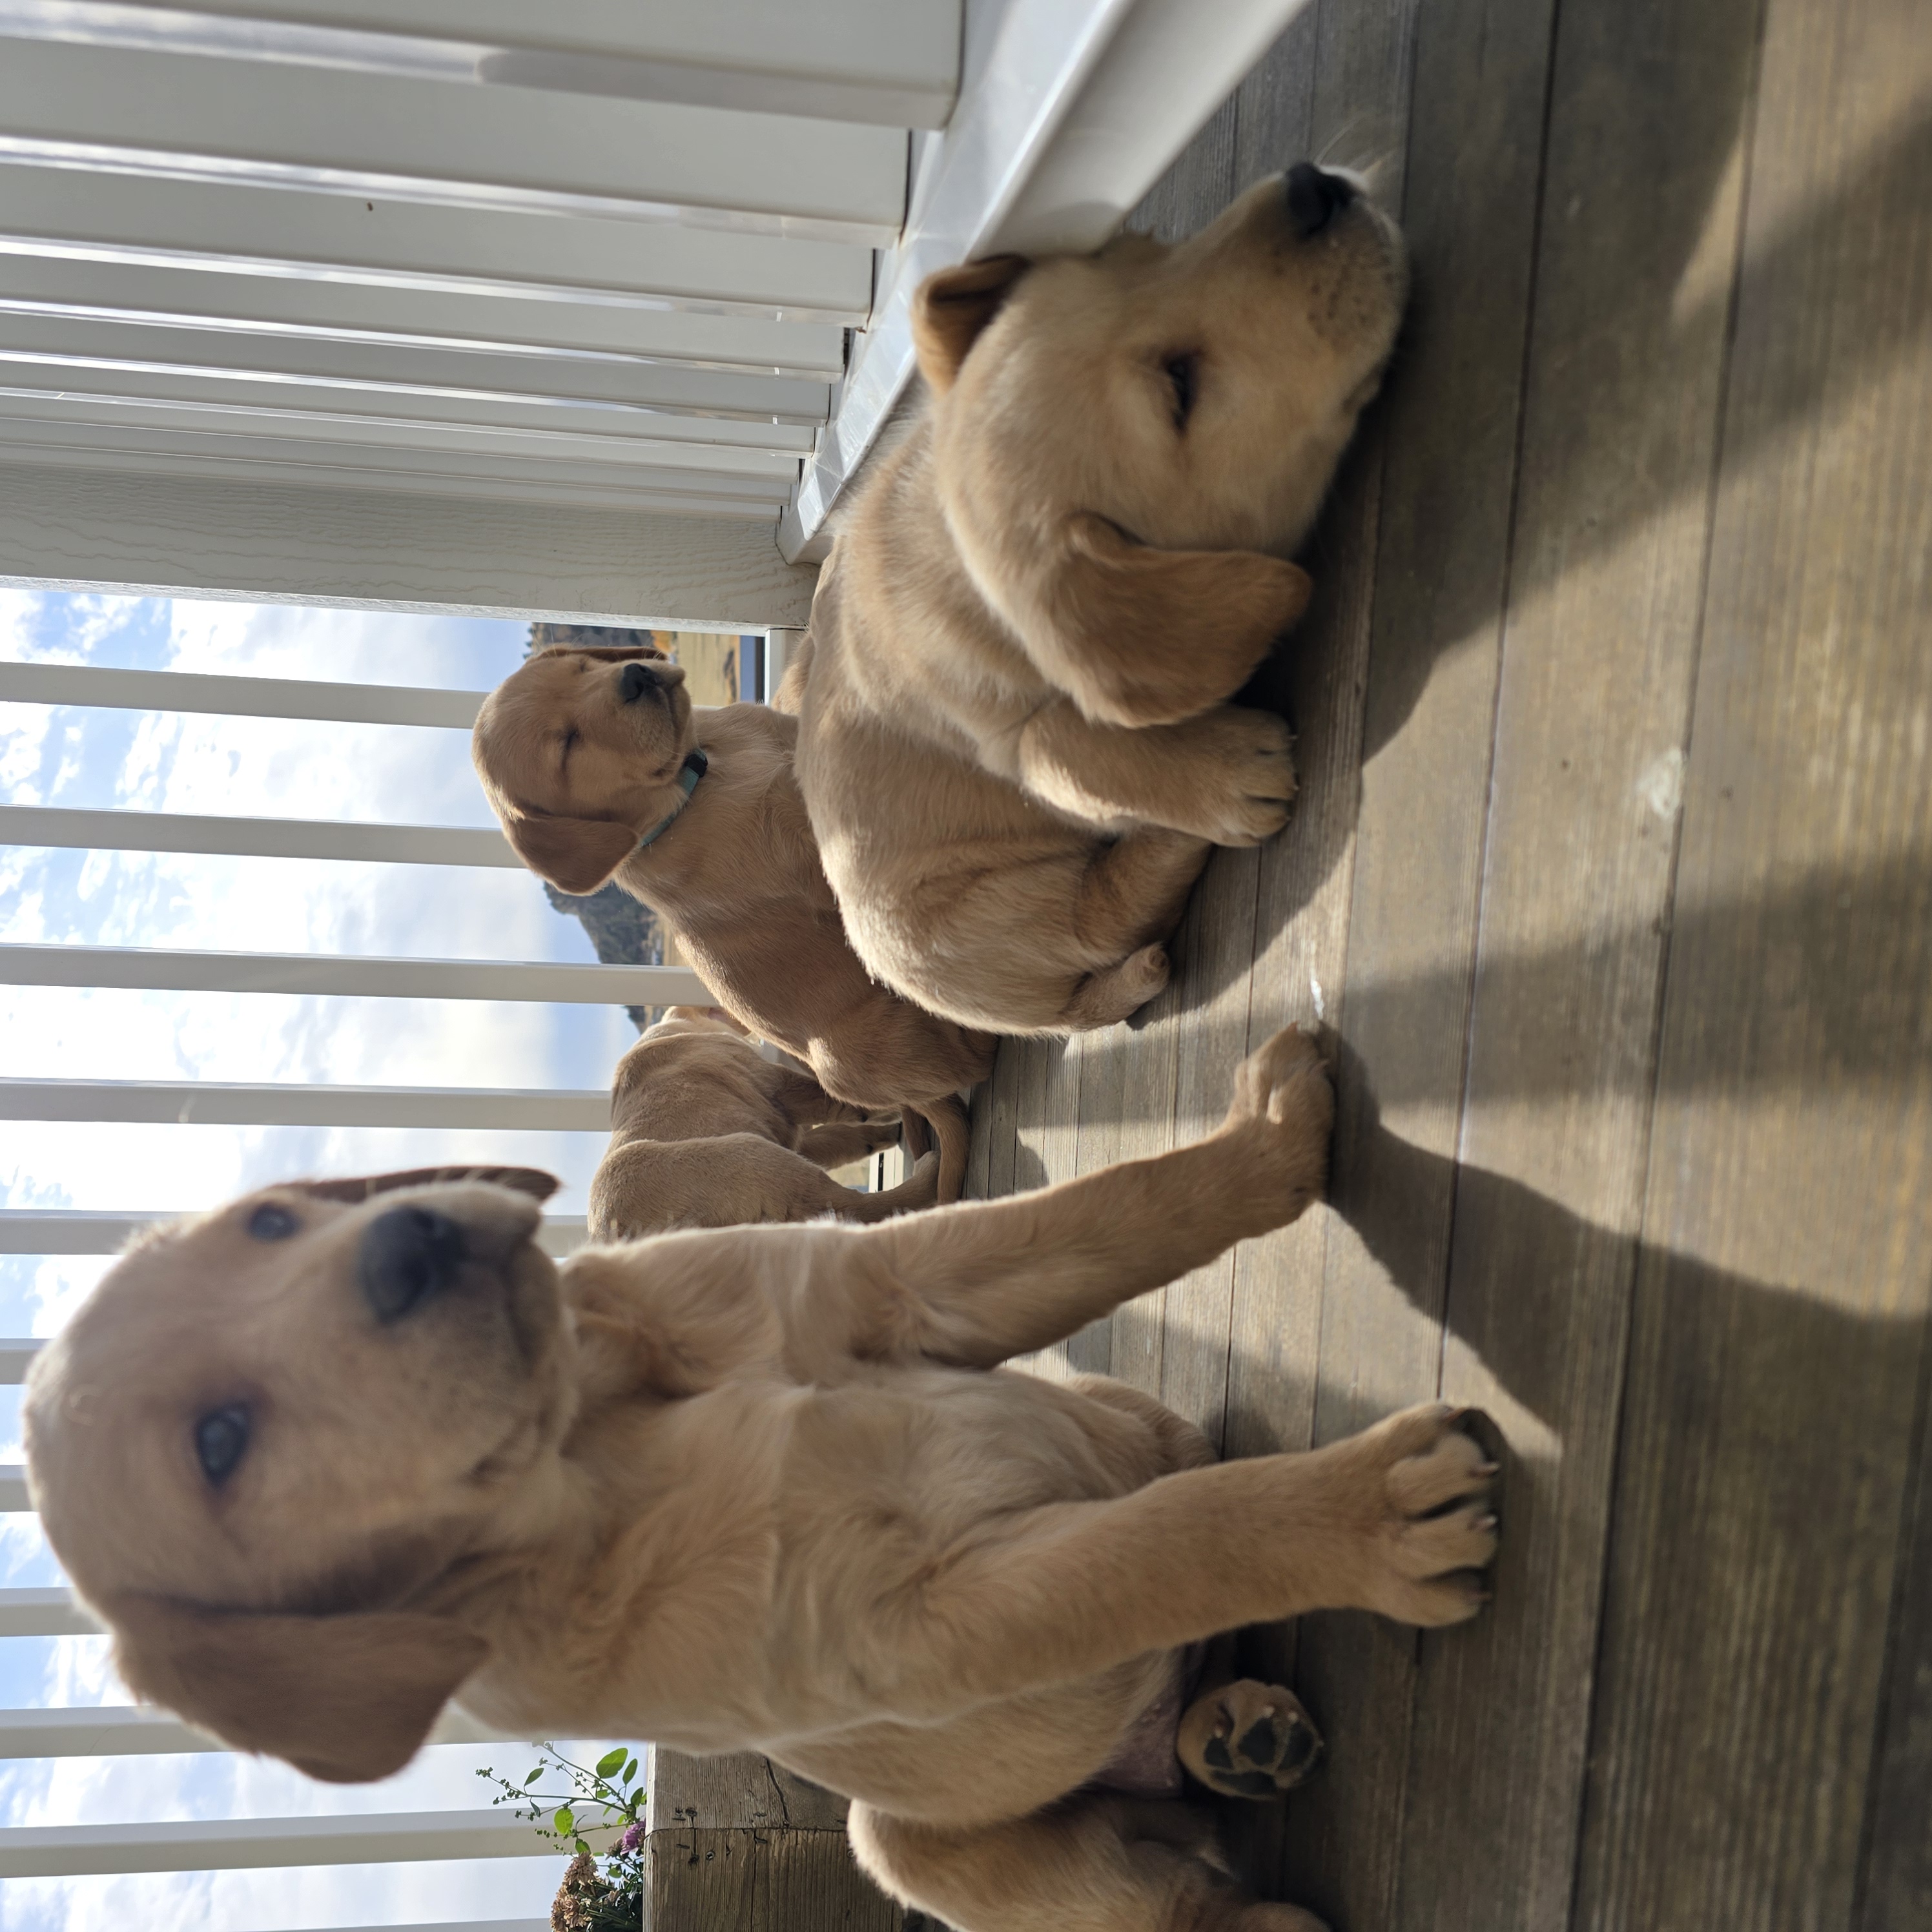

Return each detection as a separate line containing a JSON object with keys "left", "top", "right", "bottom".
{"left": 770, "top": 630, "right": 814, "bottom": 714}
{"left": 907, "top": 1093, "right": 971, "bottom": 1204}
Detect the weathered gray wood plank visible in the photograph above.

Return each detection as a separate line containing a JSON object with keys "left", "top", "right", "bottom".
{"left": 645, "top": 1751, "right": 900, "bottom": 1931}
{"left": 650, "top": 1749, "right": 849, "bottom": 1834}
{"left": 1572, "top": 0, "right": 1932, "bottom": 1920}
{"left": 1130, "top": 95, "right": 1239, "bottom": 245}
{"left": 1382, "top": 0, "right": 1768, "bottom": 1922}
{"left": 1860, "top": 1357, "right": 1932, "bottom": 1931}
{"left": 647, "top": 1827, "right": 899, "bottom": 1932}
{"left": 1273, "top": 0, "right": 1552, "bottom": 1916}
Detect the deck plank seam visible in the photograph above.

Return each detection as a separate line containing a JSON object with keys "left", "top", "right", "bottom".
{"left": 1853, "top": 1321, "right": 1932, "bottom": 1928}
{"left": 1558, "top": 0, "right": 1776, "bottom": 1918}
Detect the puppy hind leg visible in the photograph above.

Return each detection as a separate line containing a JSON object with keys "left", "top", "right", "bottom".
{"left": 850, "top": 1798, "right": 1327, "bottom": 1932}
{"left": 1177, "top": 1674, "right": 1324, "bottom": 1800}
{"left": 1056, "top": 830, "right": 1213, "bottom": 1029}
{"left": 1060, "top": 943, "right": 1174, "bottom": 1029}
{"left": 1075, "top": 830, "right": 1213, "bottom": 956}
{"left": 1062, "top": 1373, "right": 1219, "bottom": 1473}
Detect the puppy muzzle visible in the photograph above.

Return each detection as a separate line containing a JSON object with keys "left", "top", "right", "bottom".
{"left": 358, "top": 1206, "right": 468, "bottom": 1324}
{"left": 1284, "top": 163, "right": 1357, "bottom": 239}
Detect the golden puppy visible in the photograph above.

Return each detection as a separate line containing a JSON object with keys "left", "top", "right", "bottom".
{"left": 25, "top": 1028, "right": 1499, "bottom": 1932}
{"left": 590, "top": 1005, "right": 936, "bottom": 1236}
{"left": 472, "top": 644, "right": 994, "bottom": 1197}
{"left": 793, "top": 167, "right": 1408, "bottom": 1033}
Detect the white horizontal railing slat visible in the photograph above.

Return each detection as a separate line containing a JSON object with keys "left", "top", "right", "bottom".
{"left": 0, "top": 1215, "right": 591, "bottom": 1260}
{"left": 1, "top": 1466, "right": 31, "bottom": 1510}
{"left": 254, "top": 1924, "right": 544, "bottom": 1932}
{"left": 0, "top": 1587, "right": 100, "bottom": 1636}
{"left": 0, "top": 803, "right": 519, "bottom": 867}
{"left": 0, "top": 313, "right": 836, "bottom": 422}
{"left": 0, "top": 251, "right": 850, "bottom": 376}
{"left": 0, "top": 1807, "right": 601, "bottom": 1876}
{"left": 0, "top": 384, "right": 814, "bottom": 473}
{"left": 0, "top": 165, "right": 874, "bottom": 323}
{"left": 0, "top": 462, "right": 820, "bottom": 627}
{"left": 0, "top": 1701, "right": 522, "bottom": 1758}
{"left": 0, "top": 1079, "right": 611, "bottom": 1129}
{"left": 0, "top": 659, "right": 486, "bottom": 724}
{"left": 0, "top": 944, "right": 711, "bottom": 1006}
{"left": 263, "top": 1923, "right": 545, "bottom": 1932}
{"left": 0, "top": 40, "right": 909, "bottom": 246}
{"left": 0, "top": 394, "right": 807, "bottom": 486}
{"left": 0, "top": 427, "right": 792, "bottom": 516}
{"left": 0, "top": 0, "right": 960, "bottom": 128}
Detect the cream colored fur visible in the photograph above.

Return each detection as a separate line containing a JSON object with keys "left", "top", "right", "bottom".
{"left": 793, "top": 173, "right": 1408, "bottom": 1034}
{"left": 590, "top": 1007, "right": 937, "bottom": 1235}
{"left": 24, "top": 1029, "right": 1499, "bottom": 1932}
{"left": 471, "top": 645, "right": 994, "bottom": 1196}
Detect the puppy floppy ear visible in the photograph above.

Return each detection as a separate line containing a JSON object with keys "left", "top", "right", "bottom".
{"left": 293, "top": 1167, "right": 560, "bottom": 1205}
{"left": 914, "top": 255, "right": 1031, "bottom": 394}
{"left": 502, "top": 812, "right": 638, "bottom": 896}
{"left": 1029, "top": 514, "right": 1314, "bottom": 728}
{"left": 110, "top": 1597, "right": 488, "bottom": 1783}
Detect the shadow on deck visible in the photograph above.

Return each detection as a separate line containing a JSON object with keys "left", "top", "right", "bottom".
{"left": 966, "top": 0, "right": 1932, "bottom": 1926}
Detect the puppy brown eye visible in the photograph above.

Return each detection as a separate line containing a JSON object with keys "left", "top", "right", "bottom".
{"left": 246, "top": 1203, "right": 297, "bottom": 1242}
{"left": 194, "top": 1405, "right": 250, "bottom": 1486}
{"left": 1165, "top": 354, "right": 1199, "bottom": 428}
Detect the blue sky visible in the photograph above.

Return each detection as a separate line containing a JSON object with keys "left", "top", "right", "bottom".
{"left": 0, "top": 586, "right": 642, "bottom": 1930}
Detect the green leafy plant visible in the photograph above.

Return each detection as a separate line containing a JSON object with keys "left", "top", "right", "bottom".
{"left": 478, "top": 1743, "right": 647, "bottom": 1932}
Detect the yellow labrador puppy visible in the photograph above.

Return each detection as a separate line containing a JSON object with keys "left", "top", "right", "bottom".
{"left": 590, "top": 1005, "right": 935, "bottom": 1235}
{"left": 472, "top": 642, "right": 994, "bottom": 1197}
{"left": 794, "top": 167, "right": 1407, "bottom": 1033}
{"left": 25, "top": 1027, "right": 1498, "bottom": 1932}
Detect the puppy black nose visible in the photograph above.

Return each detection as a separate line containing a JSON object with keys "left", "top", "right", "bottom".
{"left": 619, "top": 661, "right": 659, "bottom": 703}
{"left": 359, "top": 1205, "right": 466, "bottom": 1324}
{"left": 1285, "top": 163, "right": 1355, "bottom": 238}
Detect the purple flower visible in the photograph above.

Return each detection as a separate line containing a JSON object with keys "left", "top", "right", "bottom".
{"left": 619, "top": 1821, "right": 647, "bottom": 1852}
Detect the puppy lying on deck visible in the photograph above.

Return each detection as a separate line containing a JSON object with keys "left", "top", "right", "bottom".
{"left": 24, "top": 1027, "right": 1498, "bottom": 1932}
{"left": 590, "top": 1005, "right": 935, "bottom": 1237}
{"left": 473, "top": 642, "right": 994, "bottom": 1198}
{"left": 793, "top": 166, "right": 1408, "bottom": 1035}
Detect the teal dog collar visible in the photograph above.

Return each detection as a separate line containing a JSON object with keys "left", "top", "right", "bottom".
{"left": 633, "top": 747, "right": 708, "bottom": 851}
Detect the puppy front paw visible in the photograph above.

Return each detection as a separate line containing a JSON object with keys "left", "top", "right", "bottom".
{"left": 1337, "top": 1403, "right": 1501, "bottom": 1627}
{"left": 1220, "top": 1025, "right": 1333, "bottom": 1217}
{"left": 1193, "top": 706, "right": 1296, "bottom": 845}
{"left": 1178, "top": 1678, "right": 1324, "bottom": 1798}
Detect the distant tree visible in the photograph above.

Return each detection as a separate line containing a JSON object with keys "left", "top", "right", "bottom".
{"left": 527, "top": 621, "right": 663, "bottom": 653}
{"left": 542, "top": 881, "right": 666, "bottom": 1032}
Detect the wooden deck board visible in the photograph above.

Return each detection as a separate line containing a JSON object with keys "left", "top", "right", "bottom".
{"left": 1387, "top": 0, "right": 1762, "bottom": 1919}
{"left": 964, "top": 0, "right": 1932, "bottom": 1924}
{"left": 1569, "top": 0, "right": 1932, "bottom": 1921}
